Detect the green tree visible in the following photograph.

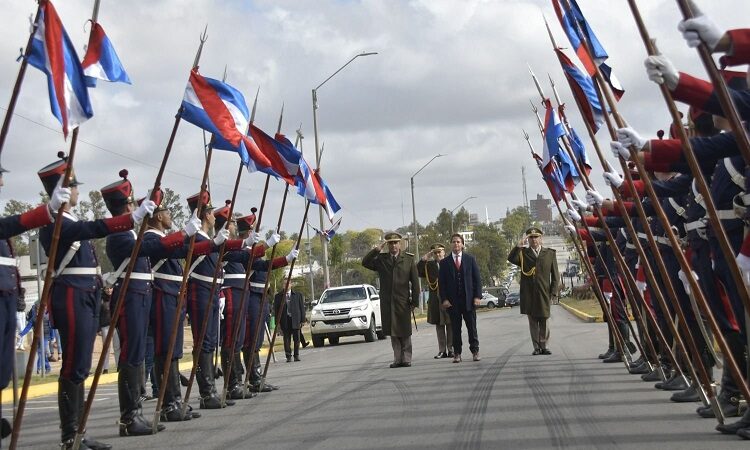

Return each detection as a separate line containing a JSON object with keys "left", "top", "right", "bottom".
{"left": 2, "top": 199, "right": 34, "bottom": 255}
{"left": 502, "top": 206, "right": 533, "bottom": 244}
{"left": 348, "top": 229, "right": 381, "bottom": 259}
{"left": 469, "top": 223, "right": 509, "bottom": 286}
{"left": 161, "top": 188, "right": 186, "bottom": 229}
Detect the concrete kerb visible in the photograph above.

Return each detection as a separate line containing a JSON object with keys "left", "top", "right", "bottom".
{"left": 559, "top": 301, "right": 600, "bottom": 323}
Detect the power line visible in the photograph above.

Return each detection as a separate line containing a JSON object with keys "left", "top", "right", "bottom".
{"left": 0, "top": 106, "right": 247, "bottom": 190}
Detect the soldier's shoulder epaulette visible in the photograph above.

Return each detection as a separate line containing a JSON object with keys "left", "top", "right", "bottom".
{"left": 404, "top": 252, "right": 415, "bottom": 257}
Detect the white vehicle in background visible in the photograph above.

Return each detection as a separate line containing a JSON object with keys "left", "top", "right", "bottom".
{"left": 309, "top": 284, "right": 385, "bottom": 347}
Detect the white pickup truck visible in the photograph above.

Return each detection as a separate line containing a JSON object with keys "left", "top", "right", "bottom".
{"left": 309, "top": 284, "right": 386, "bottom": 347}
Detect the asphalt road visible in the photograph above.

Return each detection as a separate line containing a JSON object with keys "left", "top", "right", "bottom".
{"left": 10, "top": 306, "right": 749, "bottom": 449}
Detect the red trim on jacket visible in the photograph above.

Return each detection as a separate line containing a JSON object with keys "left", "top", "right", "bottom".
{"left": 160, "top": 231, "right": 185, "bottom": 250}
{"left": 721, "top": 29, "right": 750, "bottom": 67}
{"left": 18, "top": 204, "right": 53, "bottom": 230}
{"left": 104, "top": 214, "right": 134, "bottom": 232}
{"left": 672, "top": 73, "right": 713, "bottom": 108}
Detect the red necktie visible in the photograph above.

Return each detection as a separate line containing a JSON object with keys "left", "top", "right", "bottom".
{"left": 454, "top": 255, "right": 460, "bottom": 270}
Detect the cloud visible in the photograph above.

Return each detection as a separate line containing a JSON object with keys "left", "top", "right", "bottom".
{"left": 0, "top": 0, "right": 747, "bottom": 234}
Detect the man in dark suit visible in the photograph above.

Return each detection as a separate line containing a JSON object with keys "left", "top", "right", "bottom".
{"left": 274, "top": 285, "right": 306, "bottom": 362}
{"left": 439, "top": 234, "right": 482, "bottom": 363}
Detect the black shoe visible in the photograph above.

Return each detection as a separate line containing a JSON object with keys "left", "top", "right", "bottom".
{"left": 541, "top": 349, "right": 551, "bottom": 355}
{"left": 265, "top": 382, "right": 280, "bottom": 391}
{"left": 119, "top": 414, "right": 158, "bottom": 437}
{"left": 447, "top": 351, "right": 454, "bottom": 358}
{"left": 200, "top": 394, "right": 223, "bottom": 409}
{"left": 161, "top": 405, "right": 192, "bottom": 422}
{"left": 626, "top": 341, "right": 637, "bottom": 354}
{"left": 294, "top": 356, "right": 300, "bottom": 362}
{"left": 602, "top": 352, "right": 622, "bottom": 363}
{"left": 532, "top": 349, "right": 541, "bottom": 355}
{"left": 180, "top": 374, "right": 189, "bottom": 387}
{"left": 81, "top": 437, "right": 111, "bottom": 450}
{"left": 61, "top": 439, "right": 92, "bottom": 450}
{"left": 698, "top": 391, "right": 743, "bottom": 419}
{"left": 286, "top": 356, "right": 292, "bottom": 363}
{"left": 628, "top": 361, "right": 650, "bottom": 375}
{"left": 656, "top": 374, "right": 689, "bottom": 391}
{"left": 670, "top": 384, "right": 701, "bottom": 403}
{"left": 301, "top": 341, "right": 309, "bottom": 348}
{"left": 102, "top": 369, "right": 109, "bottom": 374}
{"left": 402, "top": 362, "right": 412, "bottom": 367}
{"left": 598, "top": 348, "right": 614, "bottom": 359}
{"left": 737, "top": 427, "right": 750, "bottom": 439}
{"left": 249, "top": 383, "right": 273, "bottom": 393}
{"left": 641, "top": 368, "right": 663, "bottom": 382}
{"left": 389, "top": 362, "right": 401, "bottom": 368}
{"left": 716, "top": 418, "right": 750, "bottom": 435}
{"left": 183, "top": 403, "right": 201, "bottom": 419}
{"left": 0, "top": 418, "right": 10, "bottom": 439}
{"left": 228, "top": 385, "right": 256, "bottom": 400}
{"left": 434, "top": 352, "right": 446, "bottom": 359}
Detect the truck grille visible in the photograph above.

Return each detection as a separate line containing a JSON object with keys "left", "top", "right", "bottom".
{"left": 323, "top": 308, "right": 351, "bottom": 316}
{"left": 323, "top": 319, "right": 351, "bottom": 325}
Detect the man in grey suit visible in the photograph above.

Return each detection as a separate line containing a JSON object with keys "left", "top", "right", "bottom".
{"left": 439, "top": 234, "right": 482, "bottom": 363}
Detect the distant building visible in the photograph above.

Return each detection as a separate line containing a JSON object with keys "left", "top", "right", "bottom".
{"left": 529, "top": 194, "right": 552, "bottom": 222}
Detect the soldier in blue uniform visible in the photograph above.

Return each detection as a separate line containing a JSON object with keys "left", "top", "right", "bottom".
{"left": 235, "top": 219, "right": 297, "bottom": 393}
{"left": 101, "top": 170, "right": 211, "bottom": 435}
{"left": 185, "top": 192, "right": 255, "bottom": 409}
{"left": 214, "top": 203, "right": 264, "bottom": 400}
{"left": 37, "top": 153, "right": 140, "bottom": 450}
{"left": 144, "top": 199, "right": 204, "bottom": 422}
{"left": 0, "top": 161, "right": 69, "bottom": 442}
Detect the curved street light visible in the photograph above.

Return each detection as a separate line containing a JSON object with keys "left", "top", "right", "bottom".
{"left": 450, "top": 196, "right": 477, "bottom": 235}
{"left": 312, "top": 51, "right": 378, "bottom": 289}
{"left": 410, "top": 154, "right": 445, "bottom": 258}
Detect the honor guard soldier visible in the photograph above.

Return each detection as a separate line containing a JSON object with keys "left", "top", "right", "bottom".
{"left": 214, "top": 203, "right": 264, "bottom": 400}
{"left": 0, "top": 161, "right": 70, "bottom": 441}
{"left": 417, "top": 243, "right": 453, "bottom": 359}
{"left": 236, "top": 217, "right": 296, "bottom": 393}
{"left": 185, "top": 192, "right": 254, "bottom": 408}
{"left": 144, "top": 198, "right": 205, "bottom": 422}
{"left": 38, "top": 153, "right": 140, "bottom": 450}
{"left": 100, "top": 170, "right": 199, "bottom": 436}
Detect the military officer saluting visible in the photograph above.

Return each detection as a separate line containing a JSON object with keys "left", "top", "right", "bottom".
{"left": 507, "top": 227, "right": 560, "bottom": 356}
{"left": 417, "top": 243, "right": 453, "bottom": 359}
{"left": 362, "top": 232, "right": 419, "bottom": 368}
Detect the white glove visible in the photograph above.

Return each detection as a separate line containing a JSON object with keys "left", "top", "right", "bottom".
{"left": 266, "top": 232, "right": 281, "bottom": 247}
{"left": 616, "top": 127, "right": 648, "bottom": 151}
{"left": 566, "top": 208, "right": 581, "bottom": 222}
{"left": 564, "top": 224, "right": 577, "bottom": 236}
{"left": 132, "top": 200, "right": 156, "bottom": 225}
{"left": 219, "top": 294, "right": 226, "bottom": 316}
{"left": 243, "top": 231, "right": 261, "bottom": 248}
{"left": 737, "top": 253, "right": 750, "bottom": 283}
{"left": 585, "top": 189, "right": 605, "bottom": 207}
{"left": 677, "top": 269, "right": 699, "bottom": 295}
{"left": 644, "top": 54, "right": 679, "bottom": 91}
{"left": 603, "top": 170, "right": 624, "bottom": 189}
{"left": 213, "top": 227, "right": 229, "bottom": 246}
{"left": 677, "top": 2, "right": 724, "bottom": 50}
{"left": 286, "top": 248, "right": 299, "bottom": 263}
{"left": 571, "top": 199, "right": 589, "bottom": 212}
{"left": 610, "top": 141, "right": 632, "bottom": 160}
{"left": 183, "top": 210, "right": 201, "bottom": 237}
{"left": 49, "top": 179, "right": 71, "bottom": 211}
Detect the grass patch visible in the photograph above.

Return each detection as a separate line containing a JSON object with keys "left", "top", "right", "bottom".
{"left": 560, "top": 295, "right": 603, "bottom": 321}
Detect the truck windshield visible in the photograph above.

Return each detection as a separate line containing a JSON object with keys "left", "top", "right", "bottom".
{"left": 320, "top": 287, "right": 367, "bottom": 303}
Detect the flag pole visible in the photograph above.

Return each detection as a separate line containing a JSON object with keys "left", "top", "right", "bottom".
{"left": 548, "top": 75, "right": 661, "bottom": 370}
{"left": 74, "top": 26, "right": 209, "bottom": 446}
{"left": 555, "top": 0, "right": 725, "bottom": 418}
{"left": 215, "top": 87, "right": 264, "bottom": 406}
{"left": 245, "top": 106, "right": 291, "bottom": 393}
{"left": 0, "top": 4, "right": 42, "bottom": 160}
{"left": 626, "top": 0, "right": 750, "bottom": 416}
{"left": 10, "top": 129, "right": 80, "bottom": 450}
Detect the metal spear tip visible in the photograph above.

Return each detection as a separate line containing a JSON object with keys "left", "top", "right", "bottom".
{"left": 529, "top": 100, "right": 538, "bottom": 113}
{"left": 522, "top": 129, "right": 530, "bottom": 140}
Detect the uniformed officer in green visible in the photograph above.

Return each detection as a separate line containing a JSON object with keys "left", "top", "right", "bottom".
{"left": 362, "top": 231, "right": 419, "bottom": 368}
{"left": 417, "top": 243, "right": 453, "bottom": 359}
{"left": 507, "top": 227, "right": 560, "bottom": 355}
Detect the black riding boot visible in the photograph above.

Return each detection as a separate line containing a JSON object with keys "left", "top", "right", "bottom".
{"left": 249, "top": 351, "right": 277, "bottom": 392}
{"left": 223, "top": 350, "right": 253, "bottom": 399}
{"left": 59, "top": 378, "right": 92, "bottom": 449}
{"left": 599, "top": 325, "right": 615, "bottom": 359}
{"left": 118, "top": 364, "right": 163, "bottom": 436}
{"left": 75, "top": 381, "right": 111, "bottom": 449}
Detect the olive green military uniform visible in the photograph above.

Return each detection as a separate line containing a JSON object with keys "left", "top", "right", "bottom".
{"left": 507, "top": 228, "right": 560, "bottom": 352}
{"left": 362, "top": 232, "right": 419, "bottom": 366}
{"left": 416, "top": 256, "right": 452, "bottom": 357}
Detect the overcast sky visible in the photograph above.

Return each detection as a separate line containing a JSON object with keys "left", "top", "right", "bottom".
{"left": 1, "top": 0, "right": 747, "bottom": 235}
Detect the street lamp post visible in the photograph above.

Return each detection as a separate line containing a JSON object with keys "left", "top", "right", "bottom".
{"left": 450, "top": 196, "right": 477, "bottom": 235}
{"left": 312, "top": 51, "right": 377, "bottom": 289}
{"left": 410, "top": 154, "right": 444, "bottom": 261}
